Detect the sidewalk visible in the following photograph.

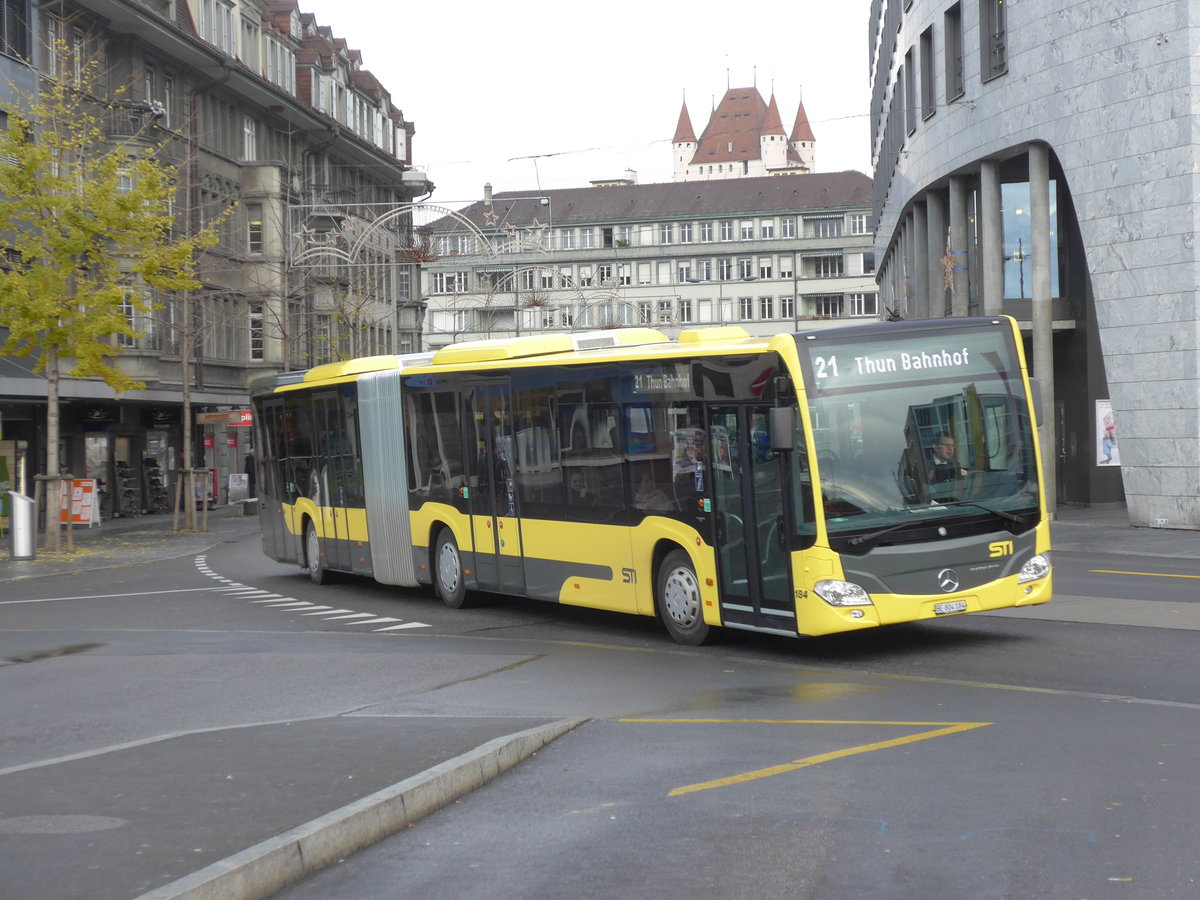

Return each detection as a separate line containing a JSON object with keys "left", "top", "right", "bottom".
{"left": 0, "top": 503, "right": 1194, "bottom": 900}
{"left": 0, "top": 503, "right": 263, "bottom": 581}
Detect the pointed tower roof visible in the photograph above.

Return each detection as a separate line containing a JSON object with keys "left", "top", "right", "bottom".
{"left": 673, "top": 101, "right": 697, "bottom": 143}
{"left": 763, "top": 94, "right": 786, "bottom": 136}
{"left": 691, "top": 87, "right": 771, "bottom": 164}
{"left": 790, "top": 96, "right": 816, "bottom": 143}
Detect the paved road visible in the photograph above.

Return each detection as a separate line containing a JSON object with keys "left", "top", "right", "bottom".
{"left": 0, "top": 504, "right": 1196, "bottom": 899}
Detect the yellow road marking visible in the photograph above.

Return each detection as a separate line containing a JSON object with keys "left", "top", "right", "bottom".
{"left": 1091, "top": 569, "right": 1200, "bottom": 580}
{"left": 620, "top": 718, "right": 990, "bottom": 796}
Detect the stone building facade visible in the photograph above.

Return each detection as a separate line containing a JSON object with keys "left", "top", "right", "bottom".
{"left": 868, "top": 0, "right": 1199, "bottom": 527}
{"left": 0, "top": 0, "right": 429, "bottom": 518}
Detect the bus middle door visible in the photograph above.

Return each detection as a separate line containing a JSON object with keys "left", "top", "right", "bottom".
{"left": 708, "top": 405, "right": 796, "bottom": 633}
{"left": 466, "top": 381, "right": 526, "bottom": 595}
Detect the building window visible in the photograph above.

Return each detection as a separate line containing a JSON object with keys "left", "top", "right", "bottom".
{"left": 739, "top": 297, "right": 754, "bottom": 320}
{"left": 597, "top": 264, "right": 613, "bottom": 284}
{"left": 760, "top": 220, "right": 775, "bottom": 239}
{"left": 246, "top": 202, "right": 263, "bottom": 253}
{"left": 452, "top": 309, "right": 470, "bottom": 333}
{"left": 678, "top": 299, "right": 693, "bottom": 323}
{"left": 660, "top": 223, "right": 674, "bottom": 244}
{"left": 759, "top": 296, "right": 774, "bottom": 319}
{"left": 849, "top": 213, "right": 871, "bottom": 235}
{"left": 117, "top": 294, "right": 138, "bottom": 348}
{"left": 602, "top": 227, "right": 614, "bottom": 248}
{"left": 542, "top": 307, "right": 557, "bottom": 329}
{"left": 738, "top": 258, "right": 753, "bottom": 279}
{"left": 618, "top": 225, "right": 633, "bottom": 246}
{"left": 719, "top": 257, "right": 733, "bottom": 280}
{"left": 780, "top": 296, "right": 794, "bottom": 319}
{"left": 945, "top": 3, "right": 965, "bottom": 100}
{"left": 813, "top": 295, "right": 843, "bottom": 317}
{"left": 199, "top": 0, "right": 235, "bottom": 55}
{"left": 700, "top": 222, "right": 713, "bottom": 242}
{"left": 720, "top": 220, "right": 734, "bottom": 241}
{"left": 848, "top": 292, "right": 878, "bottom": 317}
{"left": 862, "top": 252, "right": 876, "bottom": 274}
{"left": 580, "top": 228, "right": 594, "bottom": 249}
{"left": 679, "top": 222, "right": 694, "bottom": 243}
{"left": 0, "top": 0, "right": 30, "bottom": 59}
{"left": 809, "top": 255, "right": 844, "bottom": 279}
{"left": 981, "top": 0, "right": 1007, "bottom": 81}
{"left": 579, "top": 266, "right": 593, "bottom": 287}
{"left": 697, "top": 260, "right": 713, "bottom": 281}
{"left": 249, "top": 302, "right": 264, "bottom": 360}
{"left": 1002, "top": 179, "right": 1061, "bottom": 299}
{"left": 561, "top": 229, "right": 575, "bottom": 249}
{"left": 433, "top": 271, "right": 469, "bottom": 294}
{"left": 740, "top": 221, "right": 754, "bottom": 240}
{"left": 677, "top": 263, "right": 691, "bottom": 283}
{"left": 780, "top": 257, "right": 794, "bottom": 279}
{"left": 920, "top": 27, "right": 935, "bottom": 120}
{"left": 781, "top": 217, "right": 796, "bottom": 238}
{"left": 807, "top": 217, "right": 844, "bottom": 239}
{"left": 904, "top": 47, "right": 917, "bottom": 134}
{"left": 759, "top": 260, "right": 773, "bottom": 279}
{"left": 657, "top": 300, "right": 673, "bottom": 322}
{"left": 243, "top": 115, "right": 257, "bottom": 160}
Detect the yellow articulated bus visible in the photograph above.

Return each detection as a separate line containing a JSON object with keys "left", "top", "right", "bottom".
{"left": 250, "top": 317, "right": 1050, "bottom": 645}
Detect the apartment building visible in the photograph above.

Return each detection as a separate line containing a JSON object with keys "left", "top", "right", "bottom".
{"left": 422, "top": 172, "right": 877, "bottom": 349}
{"left": 0, "top": 0, "right": 429, "bottom": 517}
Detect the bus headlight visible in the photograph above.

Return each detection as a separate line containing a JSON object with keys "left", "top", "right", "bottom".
{"left": 1018, "top": 553, "right": 1050, "bottom": 584}
{"left": 814, "top": 580, "right": 874, "bottom": 607}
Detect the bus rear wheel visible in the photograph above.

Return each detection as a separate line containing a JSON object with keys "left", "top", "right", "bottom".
{"left": 434, "top": 528, "right": 471, "bottom": 609}
{"left": 657, "top": 549, "right": 711, "bottom": 645}
{"left": 304, "top": 520, "right": 329, "bottom": 585}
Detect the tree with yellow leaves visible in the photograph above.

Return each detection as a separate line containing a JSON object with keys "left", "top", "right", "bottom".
{"left": 0, "top": 42, "right": 217, "bottom": 551}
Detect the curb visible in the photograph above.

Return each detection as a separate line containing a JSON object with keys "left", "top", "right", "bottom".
{"left": 134, "top": 717, "right": 588, "bottom": 900}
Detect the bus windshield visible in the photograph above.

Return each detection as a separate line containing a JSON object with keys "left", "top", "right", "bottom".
{"left": 795, "top": 321, "right": 1040, "bottom": 550}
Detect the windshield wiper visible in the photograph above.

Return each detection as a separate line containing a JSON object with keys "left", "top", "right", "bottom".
{"left": 843, "top": 501, "right": 1025, "bottom": 551}
{"left": 935, "top": 500, "right": 1025, "bottom": 526}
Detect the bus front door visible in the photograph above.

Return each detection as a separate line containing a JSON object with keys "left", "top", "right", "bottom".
{"left": 466, "top": 382, "right": 526, "bottom": 595}
{"left": 708, "top": 405, "right": 796, "bottom": 633}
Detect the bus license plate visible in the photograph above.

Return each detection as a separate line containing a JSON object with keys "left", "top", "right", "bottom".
{"left": 934, "top": 600, "right": 968, "bottom": 615}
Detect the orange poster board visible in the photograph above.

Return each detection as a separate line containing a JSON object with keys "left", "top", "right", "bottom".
{"left": 60, "top": 479, "right": 99, "bottom": 526}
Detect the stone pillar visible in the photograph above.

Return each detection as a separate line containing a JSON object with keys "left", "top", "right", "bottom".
{"left": 911, "top": 201, "right": 929, "bottom": 320}
{"left": 980, "top": 159, "right": 1004, "bottom": 316}
{"left": 925, "top": 189, "right": 947, "bottom": 317}
{"left": 948, "top": 175, "right": 970, "bottom": 317}
{"left": 1030, "top": 142, "right": 1056, "bottom": 516}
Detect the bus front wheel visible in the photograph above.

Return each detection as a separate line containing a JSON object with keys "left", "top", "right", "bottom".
{"left": 304, "top": 520, "right": 329, "bottom": 585}
{"left": 434, "top": 528, "right": 471, "bottom": 609}
{"left": 656, "top": 549, "right": 711, "bottom": 645}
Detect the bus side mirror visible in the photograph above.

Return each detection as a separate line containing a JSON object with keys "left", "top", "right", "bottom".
{"left": 769, "top": 407, "right": 794, "bottom": 452}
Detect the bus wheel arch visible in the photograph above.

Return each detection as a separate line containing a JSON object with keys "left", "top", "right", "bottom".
{"left": 654, "top": 546, "right": 712, "bottom": 645}
{"left": 433, "top": 526, "right": 472, "bottom": 609}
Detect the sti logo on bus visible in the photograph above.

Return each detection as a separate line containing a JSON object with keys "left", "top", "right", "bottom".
{"left": 988, "top": 540, "right": 1014, "bottom": 558}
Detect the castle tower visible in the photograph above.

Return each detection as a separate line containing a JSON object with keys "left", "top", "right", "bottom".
{"left": 672, "top": 100, "right": 697, "bottom": 181}
{"left": 760, "top": 93, "right": 789, "bottom": 172}
{"left": 789, "top": 89, "right": 816, "bottom": 172}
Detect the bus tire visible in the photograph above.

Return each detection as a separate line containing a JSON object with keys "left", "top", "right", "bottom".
{"left": 656, "top": 549, "right": 711, "bottom": 645}
{"left": 434, "top": 528, "right": 471, "bottom": 609}
{"left": 304, "top": 519, "right": 330, "bottom": 585}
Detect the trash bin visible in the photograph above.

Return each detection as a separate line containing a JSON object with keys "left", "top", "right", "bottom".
{"left": 8, "top": 492, "right": 35, "bottom": 560}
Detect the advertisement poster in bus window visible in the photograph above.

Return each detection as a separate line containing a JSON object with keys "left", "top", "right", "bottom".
{"left": 672, "top": 428, "right": 705, "bottom": 488}
{"left": 1096, "top": 399, "right": 1119, "bottom": 466}
{"left": 712, "top": 426, "right": 733, "bottom": 472}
